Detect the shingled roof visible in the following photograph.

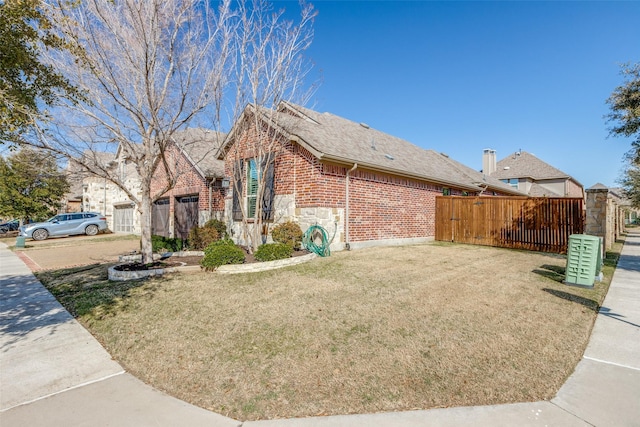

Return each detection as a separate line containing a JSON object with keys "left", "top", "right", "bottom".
{"left": 222, "top": 102, "right": 523, "bottom": 195}
{"left": 491, "top": 150, "right": 578, "bottom": 183}
{"left": 172, "top": 128, "right": 226, "bottom": 179}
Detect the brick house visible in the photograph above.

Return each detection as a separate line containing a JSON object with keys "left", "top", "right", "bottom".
{"left": 483, "top": 149, "right": 584, "bottom": 198}
{"left": 219, "top": 102, "right": 523, "bottom": 251}
{"left": 150, "top": 128, "right": 227, "bottom": 239}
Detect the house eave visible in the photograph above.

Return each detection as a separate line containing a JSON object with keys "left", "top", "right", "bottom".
{"left": 289, "top": 136, "right": 521, "bottom": 195}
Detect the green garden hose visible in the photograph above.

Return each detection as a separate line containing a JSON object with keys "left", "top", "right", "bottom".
{"left": 302, "top": 224, "right": 334, "bottom": 257}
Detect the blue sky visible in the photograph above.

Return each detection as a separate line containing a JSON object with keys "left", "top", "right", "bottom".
{"left": 286, "top": 1, "right": 640, "bottom": 188}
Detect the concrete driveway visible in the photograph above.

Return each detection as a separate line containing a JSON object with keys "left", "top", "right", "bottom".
{"left": 5, "top": 234, "right": 140, "bottom": 271}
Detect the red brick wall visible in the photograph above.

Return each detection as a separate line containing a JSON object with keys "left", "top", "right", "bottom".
{"left": 150, "top": 145, "right": 225, "bottom": 228}
{"left": 348, "top": 170, "right": 441, "bottom": 240}
{"left": 225, "top": 125, "right": 473, "bottom": 242}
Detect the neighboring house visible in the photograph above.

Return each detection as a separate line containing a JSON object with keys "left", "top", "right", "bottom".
{"left": 150, "top": 128, "right": 227, "bottom": 239}
{"left": 61, "top": 159, "right": 86, "bottom": 213}
{"left": 484, "top": 149, "right": 584, "bottom": 198}
{"left": 219, "top": 102, "right": 523, "bottom": 251}
{"left": 80, "top": 150, "right": 142, "bottom": 234}
{"left": 79, "top": 129, "right": 227, "bottom": 239}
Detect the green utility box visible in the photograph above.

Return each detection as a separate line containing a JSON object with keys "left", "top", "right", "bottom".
{"left": 564, "top": 234, "right": 602, "bottom": 288}
{"left": 15, "top": 236, "right": 25, "bottom": 248}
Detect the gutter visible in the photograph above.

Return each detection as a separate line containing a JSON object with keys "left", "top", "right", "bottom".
{"left": 345, "top": 163, "right": 358, "bottom": 250}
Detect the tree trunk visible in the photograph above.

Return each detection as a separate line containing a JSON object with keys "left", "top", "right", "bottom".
{"left": 139, "top": 187, "right": 153, "bottom": 264}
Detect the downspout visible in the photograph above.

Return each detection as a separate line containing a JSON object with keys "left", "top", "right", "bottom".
{"left": 345, "top": 163, "right": 358, "bottom": 250}
{"left": 208, "top": 178, "right": 213, "bottom": 221}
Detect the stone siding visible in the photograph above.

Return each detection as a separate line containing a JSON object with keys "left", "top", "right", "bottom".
{"left": 585, "top": 188, "right": 624, "bottom": 250}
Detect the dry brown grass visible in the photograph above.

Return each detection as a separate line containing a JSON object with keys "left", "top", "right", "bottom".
{"left": 40, "top": 241, "right": 618, "bottom": 421}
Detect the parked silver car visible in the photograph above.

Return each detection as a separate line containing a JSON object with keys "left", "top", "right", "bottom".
{"left": 19, "top": 212, "right": 108, "bottom": 241}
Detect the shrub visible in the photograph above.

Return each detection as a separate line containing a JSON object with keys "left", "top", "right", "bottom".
{"left": 271, "top": 221, "right": 303, "bottom": 249}
{"left": 188, "top": 226, "right": 219, "bottom": 250}
{"left": 201, "top": 239, "right": 245, "bottom": 271}
{"left": 204, "top": 219, "right": 227, "bottom": 239}
{"left": 151, "top": 235, "right": 184, "bottom": 253}
{"left": 254, "top": 242, "right": 293, "bottom": 262}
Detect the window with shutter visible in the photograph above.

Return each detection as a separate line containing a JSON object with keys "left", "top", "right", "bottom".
{"left": 232, "top": 156, "right": 276, "bottom": 222}
{"left": 247, "top": 159, "right": 259, "bottom": 218}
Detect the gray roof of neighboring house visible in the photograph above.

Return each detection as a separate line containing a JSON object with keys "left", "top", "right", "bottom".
{"left": 173, "top": 128, "right": 226, "bottom": 178}
{"left": 491, "top": 151, "right": 580, "bottom": 186}
{"left": 223, "top": 102, "right": 523, "bottom": 195}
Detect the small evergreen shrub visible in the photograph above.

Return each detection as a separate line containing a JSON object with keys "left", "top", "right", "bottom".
{"left": 188, "top": 226, "right": 219, "bottom": 250}
{"left": 152, "top": 235, "right": 184, "bottom": 253}
{"left": 201, "top": 239, "right": 245, "bottom": 271}
{"left": 254, "top": 242, "right": 293, "bottom": 262}
{"left": 271, "top": 221, "right": 303, "bottom": 249}
{"left": 204, "top": 219, "right": 227, "bottom": 239}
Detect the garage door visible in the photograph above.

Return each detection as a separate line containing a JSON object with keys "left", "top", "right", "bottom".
{"left": 113, "top": 205, "right": 134, "bottom": 233}
{"left": 175, "top": 195, "right": 199, "bottom": 240}
{"left": 152, "top": 198, "right": 170, "bottom": 237}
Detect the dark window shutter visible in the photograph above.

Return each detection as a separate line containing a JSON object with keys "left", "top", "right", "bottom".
{"left": 261, "top": 156, "right": 275, "bottom": 220}
{"left": 232, "top": 160, "right": 244, "bottom": 221}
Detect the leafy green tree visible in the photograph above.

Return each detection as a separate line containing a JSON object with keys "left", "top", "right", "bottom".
{"left": 620, "top": 162, "right": 640, "bottom": 208}
{"left": 606, "top": 63, "right": 640, "bottom": 163}
{"left": 0, "top": 149, "right": 69, "bottom": 221}
{"left": 607, "top": 63, "right": 640, "bottom": 207}
{"left": 0, "top": 0, "right": 81, "bottom": 145}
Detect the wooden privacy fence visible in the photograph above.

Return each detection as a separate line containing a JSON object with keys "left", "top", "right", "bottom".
{"left": 435, "top": 196, "right": 584, "bottom": 254}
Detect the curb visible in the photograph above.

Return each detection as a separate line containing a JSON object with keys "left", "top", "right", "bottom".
{"left": 216, "top": 252, "right": 317, "bottom": 274}
{"left": 109, "top": 252, "right": 317, "bottom": 280}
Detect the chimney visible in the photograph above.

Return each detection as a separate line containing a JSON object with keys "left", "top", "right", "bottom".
{"left": 482, "top": 149, "right": 496, "bottom": 175}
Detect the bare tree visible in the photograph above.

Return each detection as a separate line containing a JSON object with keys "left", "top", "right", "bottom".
{"left": 20, "top": 0, "right": 315, "bottom": 261}
{"left": 224, "top": 0, "right": 317, "bottom": 252}
{"left": 22, "top": 0, "right": 234, "bottom": 263}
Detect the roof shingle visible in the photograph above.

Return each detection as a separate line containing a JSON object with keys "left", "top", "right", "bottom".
{"left": 251, "top": 102, "right": 523, "bottom": 195}
{"left": 173, "top": 128, "right": 226, "bottom": 178}
{"left": 491, "top": 151, "right": 572, "bottom": 181}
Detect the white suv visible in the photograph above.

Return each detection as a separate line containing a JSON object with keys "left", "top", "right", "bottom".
{"left": 19, "top": 212, "right": 109, "bottom": 241}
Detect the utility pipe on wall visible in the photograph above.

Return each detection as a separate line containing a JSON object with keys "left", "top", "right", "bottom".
{"left": 208, "top": 178, "right": 213, "bottom": 221}
{"left": 345, "top": 163, "right": 358, "bottom": 250}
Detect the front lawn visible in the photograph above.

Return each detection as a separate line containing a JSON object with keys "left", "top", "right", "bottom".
{"left": 37, "top": 239, "right": 621, "bottom": 421}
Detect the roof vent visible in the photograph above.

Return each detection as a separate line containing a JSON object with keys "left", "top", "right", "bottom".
{"left": 360, "top": 123, "right": 370, "bottom": 129}
{"left": 385, "top": 154, "right": 394, "bottom": 160}
{"left": 503, "top": 166, "right": 510, "bottom": 170}
{"left": 440, "top": 152, "right": 449, "bottom": 158}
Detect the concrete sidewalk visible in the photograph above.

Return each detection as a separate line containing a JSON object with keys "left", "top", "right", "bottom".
{"left": 0, "top": 242, "right": 239, "bottom": 427}
{"left": 1, "top": 232, "right": 639, "bottom": 426}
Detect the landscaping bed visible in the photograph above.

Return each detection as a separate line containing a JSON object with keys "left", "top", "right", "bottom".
{"left": 37, "top": 239, "right": 622, "bottom": 421}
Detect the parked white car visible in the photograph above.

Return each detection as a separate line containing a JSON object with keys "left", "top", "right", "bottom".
{"left": 19, "top": 212, "right": 108, "bottom": 241}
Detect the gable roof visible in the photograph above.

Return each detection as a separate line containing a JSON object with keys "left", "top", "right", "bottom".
{"left": 221, "top": 102, "right": 523, "bottom": 195}
{"left": 172, "top": 128, "right": 226, "bottom": 179}
{"left": 491, "top": 151, "right": 581, "bottom": 187}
